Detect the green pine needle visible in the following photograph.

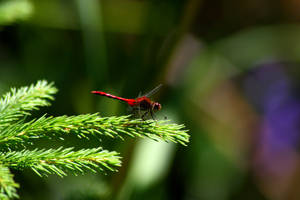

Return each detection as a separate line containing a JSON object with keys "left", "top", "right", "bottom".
{"left": 0, "top": 147, "right": 121, "bottom": 177}
{"left": 0, "top": 165, "right": 19, "bottom": 200}
{"left": 0, "top": 80, "right": 57, "bottom": 128}
{"left": 0, "top": 114, "right": 189, "bottom": 146}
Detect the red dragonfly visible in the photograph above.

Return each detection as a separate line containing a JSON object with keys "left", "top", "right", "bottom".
{"left": 91, "top": 84, "right": 162, "bottom": 119}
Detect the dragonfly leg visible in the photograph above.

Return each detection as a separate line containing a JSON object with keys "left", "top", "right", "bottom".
{"left": 150, "top": 110, "right": 156, "bottom": 120}
{"left": 138, "top": 105, "right": 141, "bottom": 118}
{"left": 141, "top": 110, "right": 149, "bottom": 120}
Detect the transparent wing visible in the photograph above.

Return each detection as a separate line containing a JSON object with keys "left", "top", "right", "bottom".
{"left": 144, "top": 84, "right": 163, "bottom": 97}
{"left": 137, "top": 91, "right": 142, "bottom": 97}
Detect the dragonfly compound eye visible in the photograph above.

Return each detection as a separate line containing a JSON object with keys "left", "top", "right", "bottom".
{"left": 153, "top": 103, "right": 161, "bottom": 111}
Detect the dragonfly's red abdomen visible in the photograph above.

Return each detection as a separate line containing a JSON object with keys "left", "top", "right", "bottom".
{"left": 91, "top": 91, "right": 136, "bottom": 106}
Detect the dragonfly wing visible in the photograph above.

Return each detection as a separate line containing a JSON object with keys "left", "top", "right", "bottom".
{"left": 145, "top": 84, "right": 163, "bottom": 97}
{"left": 137, "top": 91, "right": 142, "bottom": 97}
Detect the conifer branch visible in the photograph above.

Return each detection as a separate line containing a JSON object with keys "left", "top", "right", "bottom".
{"left": 0, "top": 114, "right": 189, "bottom": 147}
{"left": 0, "top": 148, "right": 121, "bottom": 177}
{"left": 0, "top": 165, "right": 19, "bottom": 200}
{"left": 0, "top": 80, "right": 190, "bottom": 199}
{"left": 0, "top": 80, "right": 57, "bottom": 129}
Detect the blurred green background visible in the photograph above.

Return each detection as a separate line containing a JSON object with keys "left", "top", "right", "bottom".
{"left": 2, "top": 0, "right": 300, "bottom": 199}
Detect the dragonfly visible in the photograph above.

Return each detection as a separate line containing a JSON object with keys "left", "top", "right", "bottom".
{"left": 91, "top": 84, "right": 162, "bottom": 120}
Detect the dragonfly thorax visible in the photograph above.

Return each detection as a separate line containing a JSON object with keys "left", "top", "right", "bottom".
{"left": 137, "top": 98, "right": 152, "bottom": 110}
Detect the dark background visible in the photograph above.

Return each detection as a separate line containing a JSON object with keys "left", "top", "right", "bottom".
{"left": 1, "top": 0, "right": 300, "bottom": 199}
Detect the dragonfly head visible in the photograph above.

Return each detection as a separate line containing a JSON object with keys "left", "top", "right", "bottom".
{"left": 153, "top": 102, "right": 161, "bottom": 111}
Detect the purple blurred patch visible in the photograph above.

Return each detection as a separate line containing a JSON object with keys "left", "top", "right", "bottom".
{"left": 244, "top": 62, "right": 300, "bottom": 182}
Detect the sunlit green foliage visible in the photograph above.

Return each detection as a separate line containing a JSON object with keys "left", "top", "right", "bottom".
{"left": 0, "top": 165, "right": 19, "bottom": 200}
{"left": 0, "top": 80, "right": 189, "bottom": 199}
{"left": 0, "top": 0, "right": 33, "bottom": 25}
